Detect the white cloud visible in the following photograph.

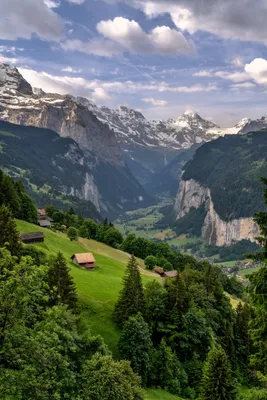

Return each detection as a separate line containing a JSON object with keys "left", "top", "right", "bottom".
{"left": 97, "top": 17, "right": 193, "bottom": 55}
{"left": 118, "top": 0, "right": 267, "bottom": 45}
{"left": 194, "top": 69, "right": 250, "bottom": 83}
{"left": 43, "top": 0, "right": 60, "bottom": 8}
{"left": 142, "top": 98, "right": 168, "bottom": 106}
{"left": 231, "top": 82, "right": 256, "bottom": 88}
{"left": 61, "top": 38, "right": 123, "bottom": 57}
{"left": 17, "top": 67, "right": 218, "bottom": 104}
{"left": 66, "top": 0, "right": 86, "bottom": 3}
{"left": 0, "top": 55, "right": 19, "bottom": 64}
{"left": 62, "top": 66, "right": 82, "bottom": 73}
{"left": 245, "top": 58, "right": 267, "bottom": 86}
{"left": 0, "top": 0, "right": 64, "bottom": 42}
{"left": 92, "top": 88, "right": 111, "bottom": 102}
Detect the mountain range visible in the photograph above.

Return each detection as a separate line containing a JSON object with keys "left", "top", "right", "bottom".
{"left": 2, "top": 62, "right": 267, "bottom": 228}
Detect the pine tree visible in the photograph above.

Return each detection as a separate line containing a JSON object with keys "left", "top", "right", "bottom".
{"left": 233, "top": 302, "right": 251, "bottom": 374}
{"left": 0, "top": 205, "right": 21, "bottom": 257}
{"left": 113, "top": 255, "right": 145, "bottom": 326}
{"left": 200, "top": 346, "right": 236, "bottom": 400}
{"left": 247, "top": 178, "right": 267, "bottom": 376}
{"left": 48, "top": 252, "right": 77, "bottom": 309}
{"left": 118, "top": 313, "right": 152, "bottom": 385}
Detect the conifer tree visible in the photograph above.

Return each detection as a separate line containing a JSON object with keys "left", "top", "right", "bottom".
{"left": 113, "top": 255, "right": 144, "bottom": 326}
{"left": 247, "top": 178, "right": 267, "bottom": 376}
{"left": 0, "top": 205, "right": 21, "bottom": 257}
{"left": 118, "top": 313, "right": 152, "bottom": 385}
{"left": 200, "top": 346, "right": 236, "bottom": 400}
{"left": 48, "top": 252, "right": 77, "bottom": 309}
{"left": 233, "top": 302, "right": 251, "bottom": 374}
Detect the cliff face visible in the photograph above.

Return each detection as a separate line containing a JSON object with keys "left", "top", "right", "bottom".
{"left": 0, "top": 64, "right": 151, "bottom": 216}
{"left": 175, "top": 179, "right": 259, "bottom": 246}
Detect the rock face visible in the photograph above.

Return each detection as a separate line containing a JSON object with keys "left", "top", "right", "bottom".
{"left": 175, "top": 179, "right": 259, "bottom": 246}
{"left": 0, "top": 63, "right": 151, "bottom": 216}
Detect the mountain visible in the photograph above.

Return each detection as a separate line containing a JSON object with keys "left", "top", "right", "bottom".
{"left": 0, "top": 63, "right": 152, "bottom": 217}
{"left": 79, "top": 98, "right": 251, "bottom": 186}
{"left": 173, "top": 131, "right": 267, "bottom": 246}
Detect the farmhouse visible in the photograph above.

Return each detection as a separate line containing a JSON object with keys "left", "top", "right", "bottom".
{"left": 164, "top": 271, "right": 178, "bottom": 278}
{"left": 71, "top": 253, "right": 96, "bottom": 270}
{"left": 38, "top": 219, "right": 52, "bottom": 228}
{"left": 154, "top": 267, "right": 165, "bottom": 277}
{"left": 20, "top": 232, "right": 45, "bottom": 244}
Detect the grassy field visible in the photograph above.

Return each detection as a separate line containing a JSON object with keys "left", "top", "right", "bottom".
{"left": 17, "top": 220, "right": 159, "bottom": 356}
{"left": 238, "top": 266, "right": 261, "bottom": 277}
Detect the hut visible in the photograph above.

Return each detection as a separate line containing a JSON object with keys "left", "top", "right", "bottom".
{"left": 20, "top": 232, "right": 45, "bottom": 245}
{"left": 38, "top": 219, "right": 52, "bottom": 228}
{"left": 71, "top": 253, "right": 96, "bottom": 270}
{"left": 164, "top": 271, "right": 178, "bottom": 278}
{"left": 154, "top": 267, "right": 165, "bottom": 277}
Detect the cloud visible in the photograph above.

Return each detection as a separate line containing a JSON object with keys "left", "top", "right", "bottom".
{"left": 0, "top": 55, "right": 19, "bottom": 64}
{"left": 17, "top": 67, "right": 218, "bottom": 104}
{"left": 62, "top": 66, "right": 82, "bottom": 73}
{"left": 113, "top": 0, "right": 267, "bottom": 45}
{"left": 245, "top": 58, "right": 267, "bottom": 86}
{"left": 232, "top": 57, "right": 244, "bottom": 68}
{"left": 43, "top": 0, "right": 60, "bottom": 8}
{"left": 142, "top": 98, "right": 168, "bottom": 106}
{"left": 231, "top": 82, "right": 256, "bottom": 88}
{"left": 194, "top": 69, "right": 250, "bottom": 83}
{"left": 0, "top": 0, "right": 64, "bottom": 42}
{"left": 61, "top": 38, "right": 123, "bottom": 57}
{"left": 96, "top": 17, "right": 193, "bottom": 55}
{"left": 66, "top": 0, "right": 86, "bottom": 3}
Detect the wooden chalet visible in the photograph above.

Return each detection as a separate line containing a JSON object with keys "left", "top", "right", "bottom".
{"left": 164, "top": 270, "right": 178, "bottom": 278}
{"left": 154, "top": 267, "right": 165, "bottom": 277}
{"left": 38, "top": 219, "right": 52, "bottom": 228}
{"left": 71, "top": 253, "right": 96, "bottom": 270}
{"left": 20, "top": 232, "right": 45, "bottom": 245}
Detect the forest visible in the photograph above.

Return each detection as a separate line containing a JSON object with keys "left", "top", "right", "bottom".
{"left": 0, "top": 171, "right": 267, "bottom": 399}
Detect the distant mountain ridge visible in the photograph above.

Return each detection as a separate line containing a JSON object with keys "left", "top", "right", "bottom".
{"left": 0, "top": 63, "right": 152, "bottom": 217}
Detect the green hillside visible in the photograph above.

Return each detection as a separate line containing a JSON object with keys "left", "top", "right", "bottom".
{"left": 145, "top": 389, "right": 184, "bottom": 400}
{"left": 17, "top": 220, "right": 159, "bottom": 355}
{"left": 183, "top": 130, "right": 267, "bottom": 221}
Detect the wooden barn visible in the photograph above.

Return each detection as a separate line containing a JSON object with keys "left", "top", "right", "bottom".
{"left": 164, "top": 271, "right": 178, "bottom": 278}
{"left": 20, "top": 232, "right": 45, "bottom": 245}
{"left": 71, "top": 253, "right": 96, "bottom": 270}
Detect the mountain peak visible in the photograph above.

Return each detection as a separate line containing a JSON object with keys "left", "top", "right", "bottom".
{"left": 0, "top": 63, "right": 33, "bottom": 95}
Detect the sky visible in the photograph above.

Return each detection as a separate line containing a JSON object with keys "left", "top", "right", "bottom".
{"left": 1, "top": 0, "right": 267, "bottom": 126}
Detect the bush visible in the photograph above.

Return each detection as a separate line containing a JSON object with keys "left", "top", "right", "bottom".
{"left": 145, "top": 255, "right": 157, "bottom": 270}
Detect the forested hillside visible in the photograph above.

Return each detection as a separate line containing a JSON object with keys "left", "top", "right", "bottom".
{"left": 1, "top": 172, "right": 267, "bottom": 399}
{"left": 182, "top": 131, "right": 267, "bottom": 221}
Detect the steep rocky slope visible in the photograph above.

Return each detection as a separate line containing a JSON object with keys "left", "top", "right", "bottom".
{"left": 174, "top": 132, "right": 267, "bottom": 245}
{"left": 0, "top": 63, "right": 152, "bottom": 216}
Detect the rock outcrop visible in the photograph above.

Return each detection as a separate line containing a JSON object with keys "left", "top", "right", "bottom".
{"left": 175, "top": 179, "right": 259, "bottom": 246}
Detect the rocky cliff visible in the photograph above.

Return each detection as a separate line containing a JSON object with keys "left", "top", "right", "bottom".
{"left": 0, "top": 63, "right": 151, "bottom": 216}
{"left": 175, "top": 179, "right": 259, "bottom": 246}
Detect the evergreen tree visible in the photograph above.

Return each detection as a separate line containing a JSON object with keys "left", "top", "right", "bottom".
{"left": 200, "top": 346, "right": 236, "bottom": 400}
{"left": 48, "top": 252, "right": 77, "bottom": 309}
{"left": 247, "top": 178, "right": 267, "bottom": 376}
{"left": 0, "top": 174, "right": 21, "bottom": 216}
{"left": 118, "top": 313, "right": 153, "bottom": 385}
{"left": 0, "top": 205, "right": 21, "bottom": 257}
{"left": 233, "top": 302, "right": 251, "bottom": 374}
{"left": 151, "top": 338, "right": 188, "bottom": 396}
{"left": 113, "top": 255, "right": 145, "bottom": 326}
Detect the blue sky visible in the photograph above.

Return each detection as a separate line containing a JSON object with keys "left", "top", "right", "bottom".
{"left": 1, "top": 0, "right": 267, "bottom": 126}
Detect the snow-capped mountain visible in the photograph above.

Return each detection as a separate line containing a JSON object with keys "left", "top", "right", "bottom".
{"left": 0, "top": 63, "right": 152, "bottom": 216}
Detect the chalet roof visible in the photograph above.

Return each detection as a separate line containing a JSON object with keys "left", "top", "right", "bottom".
{"left": 154, "top": 267, "right": 164, "bottom": 275}
{"left": 164, "top": 271, "right": 178, "bottom": 278}
{"left": 38, "top": 219, "right": 51, "bottom": 227}
{"left": 20, "top": 232, "right": 45, "bottom": 241}
{"left": 71, "top": 253, "right": 96, "bottom": 264}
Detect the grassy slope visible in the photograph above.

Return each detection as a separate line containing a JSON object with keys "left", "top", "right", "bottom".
{"left": 17, "top": 220, "right": 159, "bottom": 356}
{"left": 17, "top": 221, "right": 181, "bottom": 399}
